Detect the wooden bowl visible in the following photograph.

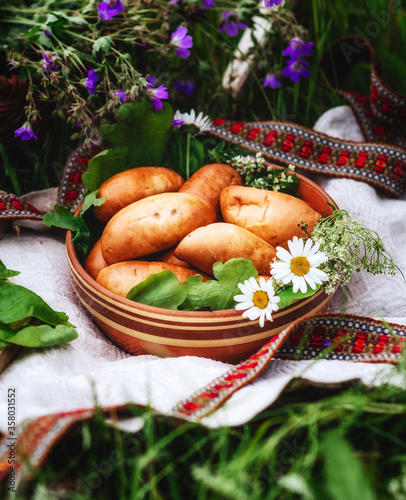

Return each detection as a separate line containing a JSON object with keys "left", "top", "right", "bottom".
{"left": 66, "top": 171, "right": 337, "bottom": 364}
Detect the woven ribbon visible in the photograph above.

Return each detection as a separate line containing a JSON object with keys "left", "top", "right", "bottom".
{"left": 1, "top": 37, "right": 406, "bottom": 487}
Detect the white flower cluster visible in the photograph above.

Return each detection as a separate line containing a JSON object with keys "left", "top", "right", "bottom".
{"left": 231, "top": 154, "right": 298, "bottom": 194}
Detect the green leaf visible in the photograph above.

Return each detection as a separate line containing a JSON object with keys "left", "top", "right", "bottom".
{"left": 127, "top": 270, "right": 187, "bottom": 310}
{"left": 0, "top": 282, "right": 73, "bottom": 327}
{"left": 180, "top": 275, "right": 224, "bottom": 311}
{"left": 80, "top": 190, "right": 105, "bottom": 216}
{"left": 92, "top": 36, "right": 113, "bottom": 57}
{"left": 180, "top": 258, "right": 258, "bottom": 311}
{"left": 0, "top": 323, "right": 77, "bottom": 348}
{"left": 82, "top": 149, "right": 127, "bottom": 192}
{"left": 212, "top": 258, "right": 258, "bottom": 309}
{"left": 276, "top": 284, "right": 321, "bottom": 309}
{"left": 0, "top": 259, "right": 20, "bottom": 281}
{"left": 322, "top": 432, "right": 376, "bottom": 500}
{"left": 43, "top": 204, "right": 91, "bottom": 256}
{"left": 99, "top": 99, "right": 173, "bottom": 167}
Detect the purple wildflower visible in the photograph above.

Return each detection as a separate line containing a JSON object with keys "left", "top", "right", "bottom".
{"left": 201, "top": 0, "right": 214, "bottom": 7}
{"left": 114, "top": 90, "right": 126, "bottom": 103}
{"left": 44, "top": 28, "right": 51, "bottom": 37}
{"left": 41, "top": 53, "right": 59, "bottom": 75}
{"left": 14, "top": 123, "right": 37, "bottom": 141}
{"left": 282, "top": 59, "right": 311, "bottom": 82}
{"left": 98, "top": 0, "right": 124, "bottom": 20}
{"left": 263, "top": 73, "right": 281, "bottom": 89}
{"left": 219, "top": 11, "right": 247, "bottom": 37}
{"left": 174, "top": 80, "right": 195, "bottom": 96}
{"left": 146, "top": 75, "right": 158, "bottom": 87}
{"left": 148, "top": 84, "right": 169, "bottom": 110}
{"left": 282, "top": 39, "right": 314, "bottom": 60}
{"left": 172, "top": 119, "right": 184, "bottom": 126}
{"left": 262, "top": 0, "right": 284, "bottom": 6}
{"left": 170, "top": 26, "right": 193, "bottom": 59}
{"left": 85, "top": 70, "right": 98, "bottom": 94}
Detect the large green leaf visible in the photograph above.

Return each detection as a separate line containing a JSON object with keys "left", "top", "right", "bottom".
{"left": 127, "top": 270, "right": 187, "bottom": 310}
{"left": 0, "top": 259, "right": 20, "bottom": 281}
{"left": 0, "top": 282, "right": 73, "bottom": 327}
{"left": 0, "top": 323, "right": 78, "bottom": 348}
{"left": 82, "top": 149, "right": 127, "bottom": 192}
{"left": 180, "top": 258, "right": 258, "bottom": 311}
{"left": 99, "top": 99, "right": 173, "bottom": 167}
{"left": 43, "top": 204, "right": 91, "bottom": 256}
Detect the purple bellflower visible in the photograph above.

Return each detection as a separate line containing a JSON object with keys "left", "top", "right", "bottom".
{"left": 148, "top": 84, "right": 169, "bottom": 110}
{"left": 146, "top": 75, "right": 158, "bottom": 87}
{"left": 41, "top": 53, "right": 59, "bottom": 75}
{"left": 282, "top": 39, "right": 314, "bottom": 60}
{"left": 174, "top": 80, "right": 195, "bottom": 96}
{"left": 14, "top": 123, "right": 37, "bottom": 141}
{"left": 282, "top": 59, "right": 311, "bottom": 82}
{"left": 98, "top": 0, "right": 124, "bottom": 20}
{"left": 201, "top": 0, "right": 214, "bottom": 7}
{"left": 85, "top": 69, "right": 98, "bottom": 94}
{"left": 263, "top": 73, "right": 281, "bottom": 89}
{"left": 219, "top": 11, "right": 247, "bottom": 37}
{"left": 262, "top": 0, "right": 284, "bottom": 6}
{"left": 170, "top": 26, "right": 193, "bottom": 59}
{"left": 114, "top": 90, "right": 126, "bottom": 103}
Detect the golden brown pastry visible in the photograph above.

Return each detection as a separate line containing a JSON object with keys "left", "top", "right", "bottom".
{"left": 101, "top": 192, "right": 217, "bottom": 265}
{"left": 84, "top": 238, "right": 109, "bottom": 280}
{"left": 94, "top": 166, "right": 185, "bottom": 222}
{"left": 96, "top": 260, "right": 210, "bottom": 298}
{"left": 174, "top": 222, "right": 277, "bottom": 275}
{"left": 179, "top": 163, "right": 243, "bottom": 218}
{"left": 220, "top": 185, "right": 321, "bottom": 249}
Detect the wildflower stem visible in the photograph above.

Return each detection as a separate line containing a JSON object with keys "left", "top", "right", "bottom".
{"left": 186, "top": 132, "right": 191, "bottom": 180}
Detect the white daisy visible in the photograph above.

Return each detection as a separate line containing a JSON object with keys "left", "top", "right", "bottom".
{"left": 172, "top": 109, "right": 211, "bottom": 134}
{"left": 270, "top": 236, "right": 329, "bottom": 294}
{"left": 234, "top": 276, "right": 280, "bottom": 327}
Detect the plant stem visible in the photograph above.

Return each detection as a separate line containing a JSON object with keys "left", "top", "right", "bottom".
{"left": 186, "top": 132, "right": 191, "bottom": 180}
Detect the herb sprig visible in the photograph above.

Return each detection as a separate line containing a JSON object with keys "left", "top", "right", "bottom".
{"left": 309, "top": 204, "right": 401, "bottom": 294}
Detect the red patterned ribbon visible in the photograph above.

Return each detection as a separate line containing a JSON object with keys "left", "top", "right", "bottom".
{"left": 0, "top": 193, "right": 44, "bottom": 221}
{"left": 171, "top": 313, "right": 406, "bottom": 419}
{"left": 1, "top": 313, "right": 405, "bottom": 487}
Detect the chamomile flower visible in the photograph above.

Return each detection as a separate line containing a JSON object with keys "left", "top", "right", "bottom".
{"left": 172, "top": 109, "right": 211, "bottom": 134}
{"left": 271, "top": 236, "right": 329, "bottom": 294}
{"left": 234, "top": 277, "right": 280, "bottom": 327}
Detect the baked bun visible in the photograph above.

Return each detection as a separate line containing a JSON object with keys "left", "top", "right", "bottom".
{"left": 174, "top": 222, "right": 277, "bottom": 275}
{"left": 101, "top": 192, "right": 216, "bottom": 265}
{"left": 96, "top": 260, "right": 210, "bottom": 298}
{"left": 94, "top": 166, "right": 184, "bottom": 222}
{"left": 220, "top": 185, "right": 321, "bottom": 249}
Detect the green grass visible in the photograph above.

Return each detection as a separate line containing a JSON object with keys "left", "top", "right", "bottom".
{"left": 4, "top": 355, "right": 406, "bottom": 500}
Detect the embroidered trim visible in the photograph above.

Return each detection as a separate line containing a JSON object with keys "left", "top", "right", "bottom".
{"left": 57, "top": 145, "right": 102, "bottom": 213}
{"left": 208, "top": 120, "right": 406, "bottom": 197}
{"left": 0, "top": 193, "right": 44, "bottom": 221}
{"left": 170, "top": 313, "right": 406, "bottom": 420}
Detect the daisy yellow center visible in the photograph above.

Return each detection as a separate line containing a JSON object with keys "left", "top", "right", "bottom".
{"left": 290, "top": 256, "right": 310, "bottom": 276}
{"left": 252, "top": 290, "right": 269, "bottom": 309}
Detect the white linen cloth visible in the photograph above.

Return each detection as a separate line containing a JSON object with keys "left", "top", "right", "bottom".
{"left": 1, "top": 105, "right": 405, "bottom": 431}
